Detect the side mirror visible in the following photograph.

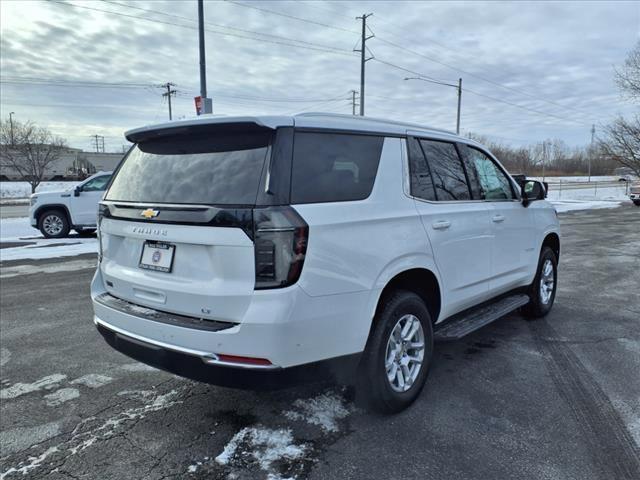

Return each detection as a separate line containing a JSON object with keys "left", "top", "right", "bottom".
{"left": 74, "top": 186, "right": 81, "bottom": 197}
{"left": 522, "top": 180, "right": 546, "bottom": 207}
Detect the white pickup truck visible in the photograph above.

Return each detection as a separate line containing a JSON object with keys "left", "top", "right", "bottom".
{"left": 29, "top": 171, "right": 112, "bottom": 238}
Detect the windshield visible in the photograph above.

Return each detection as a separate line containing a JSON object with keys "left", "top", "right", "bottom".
{"left": 105, "top": 129, "right": 272, "bottom": 205}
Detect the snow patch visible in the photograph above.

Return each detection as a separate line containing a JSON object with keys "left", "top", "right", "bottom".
{"left": 215, "top": 427, "right": 306, "bottom": 472}
{"left": 0, "top": 446, "right": 59, "bottom": 479}
{"left": 44, "top": 388, "right": 80, "bottom": 406}
{"left": 0, "top": 374, "right": 67, "bottom": 400}
{"left": 70, "top": 374, "right": 113, "bottom": 389}
{"left": 0, "top": 181, "right": 77, "bottom": 199}
{"left": 283, "top": 392, "right": 351, "bottom": 433}
{"left": 0, "top": 217, "right": 97, "bottom": 261}
{"left": 0, "top": 259, "right": 96, "bottom": 279}
{"left": 1, "top": 388, "right": 183, "bottom": 478}
{"left": 551, "top": 200, "right": 623, "bottom": 213}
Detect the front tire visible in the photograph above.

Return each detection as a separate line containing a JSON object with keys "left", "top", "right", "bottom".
{"left": 357, "top": 290, "right": 433, "bottom": 414}
{"left": 633, "top": 200, "right": 640, "bottom": 207}
{"left": 38, "top": 209, "right": 70, "bottom": 239}
{"left": 523, "top": 246, "right": 558, "bottom": 318}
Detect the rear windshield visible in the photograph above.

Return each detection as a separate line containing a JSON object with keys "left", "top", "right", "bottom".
{"left": 105, "top": 129, "right": 272, "bottom": 205}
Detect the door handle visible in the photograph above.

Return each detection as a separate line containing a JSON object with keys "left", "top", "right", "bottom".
{"left": 432, "top": 220, "right": 451, "bottom": 230}
{"left": 492, "top": 215, "right": 505, "bottom": 223}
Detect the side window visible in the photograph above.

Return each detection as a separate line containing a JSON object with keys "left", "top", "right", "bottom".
{"left": 407, "top": 137, "right": 436, "bottom": 201}
{"left": 457, "top": 144, "right": 483, "bottom": 200}
{"left": 82, "top": 175, "right": 111, "bottom": 192}
{"left": 419, "top": 139, "right": 471, "bottom": 201}
{"left": 460, "top": 146, "right": 514, "bottom": 200}
{"left": 291, "top": 132, "right": 384, "bottom": 204}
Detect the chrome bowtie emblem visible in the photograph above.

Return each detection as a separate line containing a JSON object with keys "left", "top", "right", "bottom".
{"left": 140, "top": 208, "right": 159, "bottom": 219}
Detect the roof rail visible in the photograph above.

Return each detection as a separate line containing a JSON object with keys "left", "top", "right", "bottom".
{"left": 294, "top": 112, "right": 455, "bottom": 135}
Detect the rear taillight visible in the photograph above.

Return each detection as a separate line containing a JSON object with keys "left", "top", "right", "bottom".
{"left": 253, "top": 206, "right": 308, "bottom": 289}
{"left": 97, "top": 203, "right": 108, "bottom": 263}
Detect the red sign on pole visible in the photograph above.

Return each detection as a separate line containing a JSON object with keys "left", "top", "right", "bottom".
{"left": 194, "top": 96, "right": 203, "bottom": 115}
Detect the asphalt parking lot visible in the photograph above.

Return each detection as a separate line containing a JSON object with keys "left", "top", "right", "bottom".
{"left": 1, "top": 206, "right": 639, "bottom": 480}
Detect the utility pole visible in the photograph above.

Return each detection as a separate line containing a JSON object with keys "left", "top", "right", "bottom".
{"left": 355, "top": 13, "right": 374, "bottom": 116}
{"left": 456, "top": 78, "right": 462, "bottom": 135}
{"left": 198, "top": 0, "right": 213, "bottom": 114}
{"left": 162, "top": 82, "right": 177, "bottom": 120}
{"left": 542, "top": 141, "right": 547, "bottom": 181}
{"left": 350, "top": 90, "right": 360, "bottom": 116}
{"left": 92, "top": 135, "right": 105, "bottom": 153}
{"left": 589, "top": 124, "right": 595, "bottom": 182}
{"left": 8, "top": 112, "right": 15, "bottom": 145}
{"left": 404, "top": 77, "right": 462, "bottom": 133}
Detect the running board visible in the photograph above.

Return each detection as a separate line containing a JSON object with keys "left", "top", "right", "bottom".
{"left": 434, "top": 294, "right": 530, "bottom": 342}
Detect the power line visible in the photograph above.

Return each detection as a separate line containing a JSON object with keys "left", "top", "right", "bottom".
{"left": 49, "top": 1, "right": 357, "bottom": 57}
{"left": 372, "top": 35, "right": 598, "bottom": 121}
{"left": 372, "top": 58, "right": 591, "bottom": 126}
{"left": 99, "top": 0, "right": 352, "bottom": 54}
{"left": 225, "top": 0, "right": 359, "bottom": 35}
{"left": 227, "top": 1, "right": 617, "bottom": 120}
{"left": 291, "top": 92, "right": 353, "bottom": 114}
{"left": 0, "top": 76, "right": 157, "bottom": 89}
{"left": 2, "top": 75, "right": 352, "bottom": 104}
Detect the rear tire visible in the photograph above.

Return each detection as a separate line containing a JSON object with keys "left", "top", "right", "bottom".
{"left": 357, "top": 290, "right": 433, "bottom": 414}
{"left": 76, "top": 228, "right": 96, "bottom": 237}
{"left": 38, "top": 209, "right": 70, "bottom": 239}
{"left": 633, "top": 200, "right": 640, "bottom": 206}
{"left": 523, "top": 246, "right": 557, "bottom": 318}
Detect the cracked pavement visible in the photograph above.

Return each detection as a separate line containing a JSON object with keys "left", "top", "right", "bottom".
{"left": 1, "top": 206, "right": 639, "bottom": 479}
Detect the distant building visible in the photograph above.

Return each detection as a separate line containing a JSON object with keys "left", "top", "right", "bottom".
{"left": 0, "top": 148, "right": 124, "bottom": 181}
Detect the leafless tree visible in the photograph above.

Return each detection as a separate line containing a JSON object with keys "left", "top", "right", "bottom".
{"left": 615, "top": 41, "right": 640, "bottom": 101}
{"left": 599, "top": 43, "right": 640, "bottom": 177}
{"left": 599, "top": 116, "right": 640, "bottom": 177}
{"left": 0, "top": 119, "right": 67, "bottom": 193}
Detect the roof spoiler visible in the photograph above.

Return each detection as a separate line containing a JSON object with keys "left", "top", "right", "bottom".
{"left": 125, "top": 121, "right": 275, "bottom": 144}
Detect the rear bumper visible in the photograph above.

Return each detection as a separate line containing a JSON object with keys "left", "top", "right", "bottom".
{"left": 91, "top": 267, "right": 372, "bottom": 372}
{"left": 96, "top": 321, "right": 359, "bottom": 389}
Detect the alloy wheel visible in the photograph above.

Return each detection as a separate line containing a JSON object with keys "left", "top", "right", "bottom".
{"left": 43, "top": 214, "right": 64, "bottom": 236}
{"left": 385, "top": 314, "right": 425, "bottom": 393}
{"left": 539, "top": 259, "right": 555, "bottom": 304}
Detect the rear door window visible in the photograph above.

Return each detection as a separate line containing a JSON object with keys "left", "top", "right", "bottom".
{"left": 407, "top": 137, "right": 436, "bottom": 201}
{"left": 291, "top": 132, "right": 384, "bottom": 204}
{"left": 419, "top": 139, "right": 471, "bottom": 201}
{"left": 105, "top": 129, "right": 272, "bottom": 205}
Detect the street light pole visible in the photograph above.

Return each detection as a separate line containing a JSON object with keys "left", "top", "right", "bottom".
{"left": 404, "top": 77, "right": 462, "bottom": 134}
{"left": 198, "top": 0, "right": 212, "bottom": 114}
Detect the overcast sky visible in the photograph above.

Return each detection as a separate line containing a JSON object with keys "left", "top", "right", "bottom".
{"left": 1, "top": 0, "right": 638, "bottom": 152}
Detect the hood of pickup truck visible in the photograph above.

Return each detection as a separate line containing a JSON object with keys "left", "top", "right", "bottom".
{"left": 31, "top": 189, "right": 74, "bottom": 200}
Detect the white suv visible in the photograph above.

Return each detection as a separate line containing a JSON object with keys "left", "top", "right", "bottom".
{"left": 91, "top": 114, "right": 559, "bottom": 413}
{"left": 29, "top": 171, "right": 112, "bottom": 238}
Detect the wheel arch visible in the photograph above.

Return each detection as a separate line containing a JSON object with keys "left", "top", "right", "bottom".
{"left": 371, "top": 266, "right": 442, "bottom": 329}
{"left": 35, "top": 204, "right": 72, "bottom": 226}
{"left": 542, "top": 232, "right": 560, "bottom": 261}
